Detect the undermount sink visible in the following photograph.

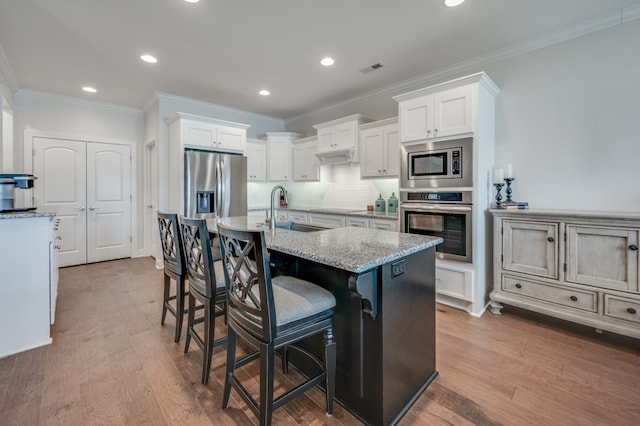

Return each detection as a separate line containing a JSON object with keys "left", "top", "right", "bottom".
{"left": 275, "top": 221, "right": 326, "bottom": 232}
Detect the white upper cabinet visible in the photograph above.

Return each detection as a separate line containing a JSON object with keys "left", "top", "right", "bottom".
{"left": 167, "top": 112, "right": 249, "bottom": 153}
{"left": 359, "top": 118, "right": 400, "bottom": 178}
{"left": 293, "top": 136, "right": 320, "bottom": 182}
{"left": 397, "top": 85, "right": 472, "bottom": 142}
{"left": 246, "top": 138, "right": 267, "bottom": 182}
{"left": 267, "top": 132, "right": 298, "bottom": 182}
{"left": 313, "top": 114, "right": 372, "bottom": 164}
{"left": 393, "top": 74, "right": 502, "bottom": 144}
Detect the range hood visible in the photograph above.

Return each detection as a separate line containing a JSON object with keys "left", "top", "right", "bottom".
{"left": 314, "top": 148, "right": 355, "bottom": 165}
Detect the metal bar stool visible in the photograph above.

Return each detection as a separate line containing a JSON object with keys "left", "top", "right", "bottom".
{"left": 179, "top": 216, "right": 227, "bottom": 385}
{"left": 157, "top": 212, "right": 188, "bottom": 343}
{"left": 217, "top": 223, "right": 337, "bottom": 426}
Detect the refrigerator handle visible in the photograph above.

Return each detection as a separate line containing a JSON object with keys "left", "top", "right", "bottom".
{"left": 216, "top": 157, "right": 222, "bottom": 219}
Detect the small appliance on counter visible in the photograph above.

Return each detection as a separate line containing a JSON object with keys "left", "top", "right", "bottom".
{"left": 0, "top": 174, "right": 37, "bottom": 213}
{"left": 279, "top": 189, "right": 288, "bottom": 207}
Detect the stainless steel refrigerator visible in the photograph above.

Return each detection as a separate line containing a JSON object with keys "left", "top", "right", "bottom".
{"left": 184, "top": 149, "right": 247, "bottom": 219}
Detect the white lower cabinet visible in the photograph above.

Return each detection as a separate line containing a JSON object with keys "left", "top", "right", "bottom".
{"left": 436, "top": 262, "right": 473, "bottom": 302}
{"left": 0, "top": 215, "right": 57, "bottom": 357}
{"left": 307, "top": 213, "right": 346, "bottom": 228}
{"left": 491, "top": 210, "right": 640, "bottom": 339}
{"left": 346, "top": 217, "right": 368, "bottom": 228}
{"left": 369, "top": 219, "right": 397, "bottom": 231}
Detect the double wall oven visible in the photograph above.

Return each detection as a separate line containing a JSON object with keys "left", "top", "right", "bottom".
{"left": 400, "top": 137, "right": 474, "bottom": 263}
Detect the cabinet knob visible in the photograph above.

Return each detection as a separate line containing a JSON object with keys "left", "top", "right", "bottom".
{"left": 570, "top": 295, "right": 578, "bottom": 302}
{"left": 547, "top": 237, "right": 554, "bottom": 242}
{"left": 628, "top": 308, "right": 637, "bottom": 315}
{"left": 629, "top": 244, "right": 638, "bottom": 251}
{"left": 515, "top": 283, "right": 522, "bottom": 289}
{"left": 434, "top": 128, "right": 438, "bottom": 132}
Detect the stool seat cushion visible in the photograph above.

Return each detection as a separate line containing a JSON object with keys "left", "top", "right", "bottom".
{"left": 271, "top": 276, "right": 336, "bottom": 329}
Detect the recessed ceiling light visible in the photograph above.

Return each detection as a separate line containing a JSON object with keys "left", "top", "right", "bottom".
{"left": 444, "top": 0, "right": 465, "bottom": 7}
{"left": 259, "top": 89, "right": 270, "bottom": 96}
{"left": 82, "top": 86, "right": 97, "bottom": 93}
{"left": 140, "top": 54, "right": 158, "bottom": 64}
{"left": 320, "top": 57, "right": 335, "bottom": 67}
{"left": 184, "top": 0, "right": 200, "bottom": 3}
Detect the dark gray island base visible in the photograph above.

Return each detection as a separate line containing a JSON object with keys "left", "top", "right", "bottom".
{"left": 207, "top": 218, "right": 441, "bottom": 426}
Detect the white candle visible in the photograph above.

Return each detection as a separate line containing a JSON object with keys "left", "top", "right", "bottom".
{"left": 493, "top": 168, "right": 504, "bottom": 184}
{"left": 505, "top": 163, "right": 513, "bottom": 179}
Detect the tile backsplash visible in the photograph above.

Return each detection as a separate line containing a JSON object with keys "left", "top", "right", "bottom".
{"left": 248, "top": 163, "right": 399, "bottom": 210}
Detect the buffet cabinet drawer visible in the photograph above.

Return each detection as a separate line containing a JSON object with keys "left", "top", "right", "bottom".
{"left": 604, "top": 294, "right": 640, "bottom": 324}
{"left": 502, "top": 275, "right": 597, "bottom": 312}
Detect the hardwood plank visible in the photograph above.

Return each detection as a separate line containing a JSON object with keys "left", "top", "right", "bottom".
{"left": 2, "top": 257, "right": 639, "bottom": 425}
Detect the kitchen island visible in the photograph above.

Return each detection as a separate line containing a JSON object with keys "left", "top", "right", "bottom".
{"left": 207, "top": 217, "right": 442, "bottom": 426}
{"left": 0, "top": 211, "right": 58, "bottom": 358}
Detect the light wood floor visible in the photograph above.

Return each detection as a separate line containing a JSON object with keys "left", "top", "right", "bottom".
{"left": 1, "top": 257, "right": 639, "bottom": 425}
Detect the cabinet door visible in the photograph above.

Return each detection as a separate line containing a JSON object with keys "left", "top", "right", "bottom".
{"left": 216, "top": 125, "right": 246, "bottom": 152}
{"left": 183, "top": 120, "right": 215, "bottom": 148}
{"left": 334, "top": 121, "right": 357, "bottom": 150}
{"left": 360, "top": 127, "right": 384, "bottom": 178}
{"left": 304, "top": 143, "right": 320, "bottom": 181}
{"left": 292, "top": 144, "right": 306, "bottom": 181}
{"left": 346, "top": 217, "right": 368, "bottom": 228}
{"left": 317, "top": 128, "right": 334, "bottom": 152}
{"left": 383, "top": 124, "right": 400, "bottom": 177}
{"left": 566, "top": 225, "right": 639, "bottom": 292}
{"left": 399, "top": 96, "right": 434, "bottom": 142}
{"left": 433, "top": 86, "right": 473, "bottom": 138}
{"left": 502, "top": 220, "right": 559, "bottom": 279}
{"left": 268, "top": 139, "right": 291, "bottom": 181}
{"left": 247, "top": 140, "right": 266, "bottom": 182}
{"left": 370, "top": 219, "right": 397, "bottom": 231}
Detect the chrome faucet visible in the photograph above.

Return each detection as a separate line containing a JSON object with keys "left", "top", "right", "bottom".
{"left": 267, "top": 185, "right": 288, "bottom": 229}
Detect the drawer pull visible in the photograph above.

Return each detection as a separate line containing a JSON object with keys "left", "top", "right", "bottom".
{"left": 570, "top": 295, "right": 578, "bottom": 302}
{"left": 547, "top": 237, "right": 554, "bottom": 242}
{"left": 628, "top": 308, "right": 637, "bottom": 315}
{"left": 515, "top": 283, "right": 522, "bottom": 289}
{"left": 629, "top": 244, "right": 638, "bottom": 251}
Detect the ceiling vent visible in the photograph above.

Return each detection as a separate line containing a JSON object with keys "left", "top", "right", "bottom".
{"left": 360, "top": 62, "right": 385, "bottom": 74}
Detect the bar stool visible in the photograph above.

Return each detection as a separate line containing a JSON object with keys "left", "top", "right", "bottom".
{"left": 179, "top": 216, "right": 227, "bottom": 385}
{"left": 157, "top": 212, "right": 188, "bottom": 343}
{"left": 217, "top": 223, "right": 337, "bottom": 425}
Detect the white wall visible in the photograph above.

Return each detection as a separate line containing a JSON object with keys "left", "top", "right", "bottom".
{"left": 286, "top": 18, "right": 640, "bottom": 213}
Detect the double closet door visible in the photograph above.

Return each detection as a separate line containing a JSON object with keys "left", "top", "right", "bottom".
{"left": 33, "top": 137, "right": 131, "bottom": 267}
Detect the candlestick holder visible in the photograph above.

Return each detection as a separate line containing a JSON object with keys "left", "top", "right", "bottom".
{"left": 504, "top": 177, "right": 514, "bottom": 204}
{"left": 493, "top": 183, "right": 505, "bottom": 207}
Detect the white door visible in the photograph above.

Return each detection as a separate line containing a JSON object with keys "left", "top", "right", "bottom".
{"left": 86, "top": 143, "right": 131, "bottom": 263}
{"left": 33, "top": 137, "right": 131, "bottom": 267}
{"left": 33, "top": 137, "right": 87, "bottom": 267}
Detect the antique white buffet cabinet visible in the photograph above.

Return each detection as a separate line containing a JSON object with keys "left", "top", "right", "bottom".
{"left": 491, "top": 209, "right": 640, "bottom": 339}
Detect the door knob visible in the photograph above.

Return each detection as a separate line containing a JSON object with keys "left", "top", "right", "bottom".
{"left": 89, "top": 206, "right": 97, "bottom": 211}
{"left": 78, "top": 207, "right": 85, "bottom": 211}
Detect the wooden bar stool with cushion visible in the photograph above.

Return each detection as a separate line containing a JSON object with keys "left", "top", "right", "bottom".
{"left": 157, "top": 212, "right": 188, "bottom": 343}
{"left": 217, "top": 223, "right": 337, "bottom": 426}
{"left": 179, "top": 216, "right": 227, "bottom": 385}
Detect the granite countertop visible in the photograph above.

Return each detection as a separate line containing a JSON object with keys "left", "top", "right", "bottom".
{"left": 248, "top": 206, "right": 399, "bottom": 221}
{"left": 206, "top": 216, "right": 441, "bottom": 274}
{"left": 0, "top": 211, "right": 56, "bottom": 219}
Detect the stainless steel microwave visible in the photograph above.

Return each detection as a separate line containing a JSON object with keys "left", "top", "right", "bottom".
{"left": 401, "top": 137, "right": 473, "bottom": 189}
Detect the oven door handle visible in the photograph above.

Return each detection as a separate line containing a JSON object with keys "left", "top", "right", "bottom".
{"left": 400, "top": 203, "right": 473, "bottom": 213}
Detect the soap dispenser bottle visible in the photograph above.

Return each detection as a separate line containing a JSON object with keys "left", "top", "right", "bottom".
{"left": 387, "top": 192, "right": 398, "bottom": 213}
{"left": 374, "top": 194, "right": 386, "bottom": 213}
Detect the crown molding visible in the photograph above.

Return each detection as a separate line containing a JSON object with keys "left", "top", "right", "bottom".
{"left": 286, "top": 7, "right": 637, "bottom": 126}
{"left": 14, "top": 89, "right": 143, "bottom": 115}
{"left": 153, "top": 91, "right": 283, "bottom": 124}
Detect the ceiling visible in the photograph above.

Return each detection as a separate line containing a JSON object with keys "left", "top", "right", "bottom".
{"left": 0, "top": 0, "right": 639, "bottom": 119}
